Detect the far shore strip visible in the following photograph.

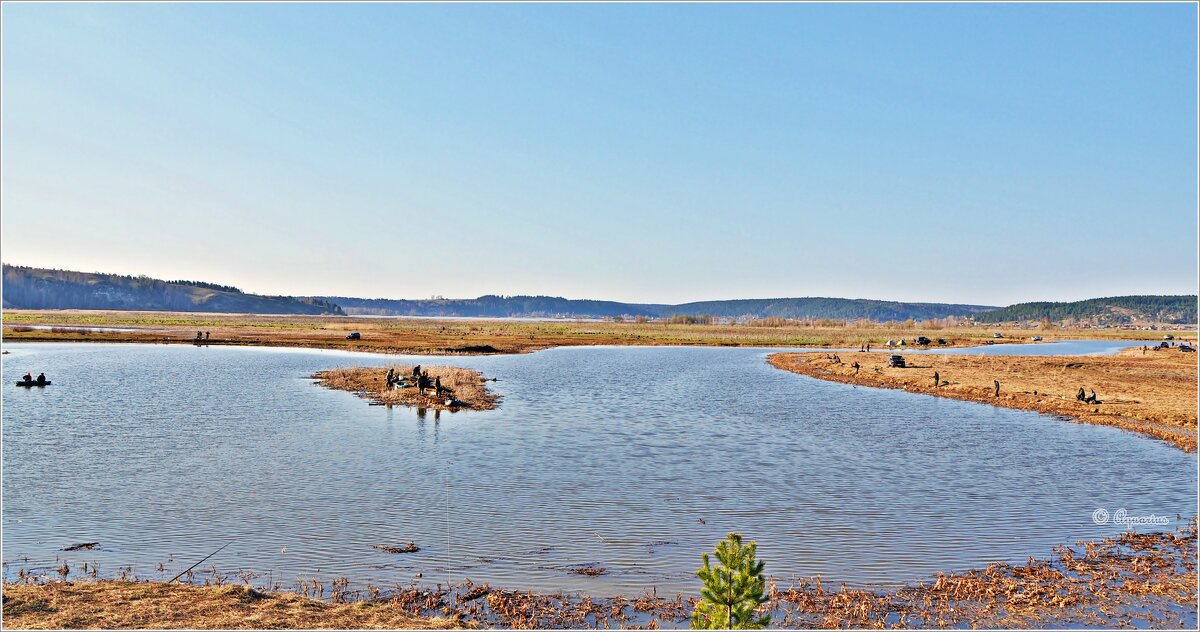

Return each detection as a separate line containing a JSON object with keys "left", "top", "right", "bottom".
{"left": 768, "top": 348, "right": 1198, "bottom": 452}
{"left": 313, "top": 365, "right": 499, "bottom": 411}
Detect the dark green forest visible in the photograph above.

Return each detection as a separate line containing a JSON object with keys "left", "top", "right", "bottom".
{"left": 974, "top": 296, "right": 1197, "bottom": 325}
{"left": 2, "top": 265, "right": 343, "bottom": 315}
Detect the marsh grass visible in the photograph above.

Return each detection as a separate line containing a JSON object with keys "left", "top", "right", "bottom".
{"left": 5, "top": 521, "right": 1195, "bottom": 629}
{"left": 7, "top": 308, "right": 1188, "bottom": 356}
{"left": 769, "top": 349, "right": 1199, "bottom": 451}
{"left": 312, "top": 366, "right": 499, "bottom": 411}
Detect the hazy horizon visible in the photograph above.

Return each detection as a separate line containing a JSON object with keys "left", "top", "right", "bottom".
{"left": 2, "top": 3, "right": 1197, "bottom": 305}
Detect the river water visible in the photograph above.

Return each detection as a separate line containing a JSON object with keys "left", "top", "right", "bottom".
{"left": 2, "top": 341, "right": 1194, "bottom": 595}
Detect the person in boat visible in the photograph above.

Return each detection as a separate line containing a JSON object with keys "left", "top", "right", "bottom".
{"left": 22, "top": 372, "right": 33, "bottom": 384}
{"left": 36, "top": 373, "right": 46, "bottom": 385}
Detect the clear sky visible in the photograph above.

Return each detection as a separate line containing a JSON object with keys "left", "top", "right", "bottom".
{"left": 2, "top": 3, "right": 1196, "bottom": 306}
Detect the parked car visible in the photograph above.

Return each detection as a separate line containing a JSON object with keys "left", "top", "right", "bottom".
{"left": 993, "top": 332, "right": 1004, "bottom": 338}
{"left": 937, "top": 338, "right": 949, "bottom": 345}
{"left": 1180, "top": 343, "right": 1195, "bottom": 353}
{"left": 346, "top": 332, "right": 361, "bottom": 340}
{"left": 1032, "top": 336, "right": 1043, "bottom": 341}
{"left": 1163, "top": 334, "right": 1175, "bottom": 340}
{"left": 916, "top": 336, "right": 932, "bottom": 345}
{"left": 888, "top": 355, "right": 906, "bottom": 368}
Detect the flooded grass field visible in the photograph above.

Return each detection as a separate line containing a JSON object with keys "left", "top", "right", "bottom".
{"left": 2, "top": 342, "right": 1195, "bottom": 598}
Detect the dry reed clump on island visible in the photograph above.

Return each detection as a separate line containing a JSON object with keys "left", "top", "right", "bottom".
{"left": 768, "top": 348, "right": 1199, "bottom": 451}
{"left": 312, "top": 365, "right": 499, "bottom": 411}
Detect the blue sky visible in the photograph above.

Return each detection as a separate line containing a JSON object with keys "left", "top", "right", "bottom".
{"left": 2, "top": 3, "right": 1196, "bottom": 305}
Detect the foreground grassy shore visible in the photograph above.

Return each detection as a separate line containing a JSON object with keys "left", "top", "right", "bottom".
{"left": 2, "top": 309, "right": 1186, "bottom": 355}
{"left": 5, "top": 521, "right": 1196, "bottom": 628}
{"left": 0, "top": 582, "right": 455, "bottom": 629}
{"left": 769, "top": 347, "right": 1199, "bottom": 451}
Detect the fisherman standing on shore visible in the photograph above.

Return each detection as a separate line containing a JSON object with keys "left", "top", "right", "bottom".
{"left": 933, "top": 371, "right": 939, "bottom": 388}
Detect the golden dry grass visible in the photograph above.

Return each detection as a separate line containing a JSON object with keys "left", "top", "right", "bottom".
{"left": 312, "top": 365, "right": 499, "bottom": 411}
{"left": 4, "top": 522, "right": 1194, "bottom": 629}
{"left": 0, "top": 581, "right": 459, "bottom": 630}
{"left": 769, "top": 347, "right": 1198, "bottom": 451}
{"left": 5, "top": 309, "right": 1187, "bottom": 356}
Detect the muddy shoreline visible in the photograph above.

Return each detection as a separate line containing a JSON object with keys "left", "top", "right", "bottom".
{"left": 768, "top": 349, "right": 1198, "bottom": 451}
{"left": 5, "top": 521, "right": 1195, "bottom": 629}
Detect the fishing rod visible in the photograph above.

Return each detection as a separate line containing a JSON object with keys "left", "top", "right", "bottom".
{"left": 168, "top": 541, "right": 233, "bottom": 583}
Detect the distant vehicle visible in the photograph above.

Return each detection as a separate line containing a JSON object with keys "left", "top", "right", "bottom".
{"left": 937, "top": 338, "right": 949, "bottom": 345}
{"left": 1180, "top": 344, "right": 1195, "bottom": 353}
{"left": 346, "top": 332, "right": 361, "bottom": 340}
{"left": 888, "top": 355, "right": 906, "bottom": 368}
{"left": 993, "top": 332, "right": 1004, "bottom": 338}
{"left": 1032, "top": 336, "right": 1043, "bottom": 341}
{"left": 1158, "top": 341, "right": 1170, "bottom": 349}
{"left": 1163, "top": 335, "right": 1174, "bottom": 340}
{"left": 916, "top": 336, "right": 932, "bottom": 345}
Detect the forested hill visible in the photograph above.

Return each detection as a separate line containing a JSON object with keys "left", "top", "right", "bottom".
{"left": 317, "top": 295, "right": 997, "bottom": 321}
{"left": 2, "top": 265, "right": 343, "bottom": 315}
{"left": 974, "top": 296, "right": 1197, "bottom": 325}
{"left": 656, "top": 298, "right": 996, "bottom": 322}
{"left": 318, "top": 295, "right": 660, "bottom": 318}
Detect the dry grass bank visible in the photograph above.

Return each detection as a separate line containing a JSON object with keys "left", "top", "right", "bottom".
{"left": 0, "top": 581, "right": 457, "bottom": 629}
{"left": 312, "top": 365, "right": 498, "bottom": 411}
{"left": 768, "top": 347, "right": 1198, "bottom": 451}
{"left": 5, "top": 522, "right": 1195, "bottom": 628}
{"left": 5, "top": 309, "right": 1187, "bottom": 356}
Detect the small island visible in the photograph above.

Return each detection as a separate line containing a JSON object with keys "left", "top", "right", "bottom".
{"left": 312, "top": 365, "right": 499, "bottom": 412}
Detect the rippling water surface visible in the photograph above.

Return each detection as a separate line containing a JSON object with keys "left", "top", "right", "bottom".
{"left": 2, "top": 342, "right": 1194, "bottom": 595}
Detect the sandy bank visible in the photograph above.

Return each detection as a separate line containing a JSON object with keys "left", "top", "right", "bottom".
{"left": 768, "top": 348, "right": 1198, "bottom": 451}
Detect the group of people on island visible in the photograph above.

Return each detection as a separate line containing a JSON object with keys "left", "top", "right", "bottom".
{"left": 385, "top": 365, "right": 448, "bottom": 397}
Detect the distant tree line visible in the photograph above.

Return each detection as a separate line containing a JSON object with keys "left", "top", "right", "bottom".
{"left": 2, "top": 265, "right": 343, "bottom": 315}
{"left": 166, "top": 279, "right": 243, "bottom": 294}
{"left": 974, "top": 295, "right": 1197, "bottom": 325}
{"left": 317, "top": 295, "right": 999, "bottom": 322}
